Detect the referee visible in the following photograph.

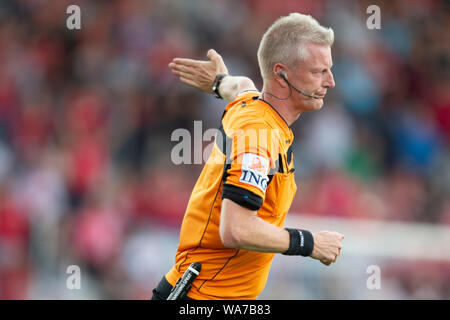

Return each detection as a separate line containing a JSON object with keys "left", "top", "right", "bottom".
{"left": 152, "top": 13, "right": 344, "bottom": 300}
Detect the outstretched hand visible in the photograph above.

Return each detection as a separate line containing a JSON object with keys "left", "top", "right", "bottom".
{"left": 168, "top": 49, "right": 229, "bottom": 93}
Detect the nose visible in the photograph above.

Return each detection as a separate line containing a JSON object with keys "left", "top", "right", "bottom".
{"left": 324, "top": 70, "right": 335, "bottom": 88}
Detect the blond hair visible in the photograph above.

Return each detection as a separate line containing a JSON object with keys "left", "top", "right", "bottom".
{"left": 257, "top": 13, "right": 334, "bottom": 80}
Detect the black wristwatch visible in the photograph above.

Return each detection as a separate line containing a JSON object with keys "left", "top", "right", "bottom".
{"left": 211, "top": 73, "right": 228, "bottom": 99}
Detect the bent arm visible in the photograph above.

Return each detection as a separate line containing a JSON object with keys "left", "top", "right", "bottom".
{"left": 220, "top": 198, "right": 345, "bottom": 266}
{"left": 220, "top": 198, "right": 289, "bottom": 253}
{"left": 218, "top": 76, "right": 257, "bottom": 102}
{"left": 169, "top": 49, "right": 258, "bottom": 103}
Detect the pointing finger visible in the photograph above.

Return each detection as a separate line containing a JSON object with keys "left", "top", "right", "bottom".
{"left": 172, "top": 58, "right": 202, "bottom": 67}
{"left": 170, "top": 63, "right": 195, "bottom": 74}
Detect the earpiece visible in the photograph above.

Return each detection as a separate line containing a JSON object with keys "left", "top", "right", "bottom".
{"left": 277, "top": 70, "right": 288, "bottom": 80}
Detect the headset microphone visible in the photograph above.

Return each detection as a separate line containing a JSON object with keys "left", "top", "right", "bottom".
{"left": 277, "top": 71, "right": 319, "bottom": 100}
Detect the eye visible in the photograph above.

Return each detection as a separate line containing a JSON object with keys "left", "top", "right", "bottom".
{"left": 321, "top": 69, "right": 333, "bottom": 77}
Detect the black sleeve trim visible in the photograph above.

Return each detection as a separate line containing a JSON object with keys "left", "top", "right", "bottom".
{"left": 222, "top": 184, "right": 263, "bottom": 211}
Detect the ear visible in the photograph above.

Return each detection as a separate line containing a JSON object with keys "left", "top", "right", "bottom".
{"left": 273, "top": 63, "right": 289, "bottom": 87}
{"left": 277, "top": 70, "right": 287, "bottom": 80}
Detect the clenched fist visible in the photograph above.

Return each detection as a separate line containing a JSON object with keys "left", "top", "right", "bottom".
{"left": 310, "top": 231, "right": 344, "bottom": 266}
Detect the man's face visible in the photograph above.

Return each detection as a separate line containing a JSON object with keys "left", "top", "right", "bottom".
{"left": 289, "top": 43, "right": 335, "bottom": 112}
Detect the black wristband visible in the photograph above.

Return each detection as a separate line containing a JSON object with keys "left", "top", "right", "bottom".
{"left": 283, "top": 228, "right": 314, "bottom": 256}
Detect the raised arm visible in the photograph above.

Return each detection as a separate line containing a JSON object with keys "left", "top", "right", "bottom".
{"left": 168, "top": 49, "right": 257, "bottom": 102}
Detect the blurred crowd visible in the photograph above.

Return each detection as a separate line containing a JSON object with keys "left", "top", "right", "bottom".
{"left": 0, "top": 0, "right": 449, "bottom": 299}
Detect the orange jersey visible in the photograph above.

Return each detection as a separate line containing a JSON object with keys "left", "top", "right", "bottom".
{"left": 165, "top": 91, "right": 297, "bottom": 300}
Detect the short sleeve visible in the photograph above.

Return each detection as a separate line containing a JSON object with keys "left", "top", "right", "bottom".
{"left": 222, "top": 121, "right": 280, "bottom": 210}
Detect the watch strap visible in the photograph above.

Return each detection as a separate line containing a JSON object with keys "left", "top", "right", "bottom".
{"left": 212, "top": 73, "right": 228, "bottom": 99}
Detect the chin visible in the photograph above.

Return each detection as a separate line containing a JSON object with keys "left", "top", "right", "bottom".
{"left": 314, "top": 100, "right": 324, "bottom": 109}
{"left": 304, "top": 99, "right": 324, "bottom": 112}
{"left": 298, "top": 98, "right": 324, "bottom": 113}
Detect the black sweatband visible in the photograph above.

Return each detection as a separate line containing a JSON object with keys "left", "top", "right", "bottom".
{"left": 283, "top": 228, "right": 314, "bottom": 256}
